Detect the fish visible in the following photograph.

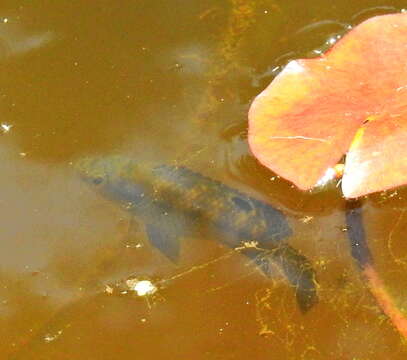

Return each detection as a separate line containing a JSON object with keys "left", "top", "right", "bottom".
{"left": 75, "top": 155, "right": 318, "bottom": 312}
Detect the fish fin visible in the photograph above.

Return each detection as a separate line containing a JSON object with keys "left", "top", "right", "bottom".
{"left": 145, "top": 223, "right": 181, "bottom": 262}
{"left": 273, "top": 244, "right": 318, "bottom": 313}
{"left": 242, "top": 243, "right": 318, "bottom": 313}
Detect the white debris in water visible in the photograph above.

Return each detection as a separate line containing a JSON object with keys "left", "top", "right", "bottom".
{"left": 105, "top": 284, "right": 114, "bottom": 294}
{"left": 126, "top": 279, "right": 157, "bottom": 297}
{"left": 300, "top": 215, "right": 314, "bottom": 224}
{"left": 44, "top": 330, "right": 63, "bottom": 343}
{"left": 1, "top": 123, "right": 12, "bottom": 133}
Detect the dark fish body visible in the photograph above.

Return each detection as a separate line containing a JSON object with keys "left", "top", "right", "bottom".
{"left": 76, "top": 156, "right": 317, "bottom": 311}
{"left": 141, "top": 164, "right": 292, "bottom": 247}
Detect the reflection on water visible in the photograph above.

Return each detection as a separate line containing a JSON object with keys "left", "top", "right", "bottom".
{"left": 1, "top": 1, "right": 407, "bottom": 359}
{"left": 0, "top": 20, "right": 53, "bottom": 60}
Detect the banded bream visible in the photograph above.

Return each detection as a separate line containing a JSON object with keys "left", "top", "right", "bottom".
{"left": 76, "top": 155, "right": 318, "bottom": 312}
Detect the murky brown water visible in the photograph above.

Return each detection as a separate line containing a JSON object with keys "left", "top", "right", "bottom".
{"left": 1, "top": 1, "right": 407, "bottom": 359}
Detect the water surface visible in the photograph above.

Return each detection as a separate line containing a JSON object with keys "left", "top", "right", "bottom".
{"left": 1, "top": 1, "right": 407, "bottom": 359}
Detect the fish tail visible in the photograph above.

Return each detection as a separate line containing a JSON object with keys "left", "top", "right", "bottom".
{"left": 242, "top": 243, "right": 318, "bottom": 312}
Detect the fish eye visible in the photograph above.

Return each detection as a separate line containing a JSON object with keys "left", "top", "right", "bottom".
{"left": 92, "top": 177, "right": 104, "bottom": 185}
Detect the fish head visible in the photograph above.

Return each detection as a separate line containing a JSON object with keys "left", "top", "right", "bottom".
{"left": 74, "top": 155, "right": 148, "bottom": 208}
{"left": 75, "top": 156, "right": 111, "bottom": 186}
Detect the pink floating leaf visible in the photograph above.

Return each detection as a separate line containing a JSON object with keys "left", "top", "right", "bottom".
{"left": 248, "top": 12, "right": 407, "bottom": 198}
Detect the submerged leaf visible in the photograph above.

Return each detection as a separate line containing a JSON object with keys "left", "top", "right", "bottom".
{"left": 248, "top": 12, "right": 407, "bottom": 198}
